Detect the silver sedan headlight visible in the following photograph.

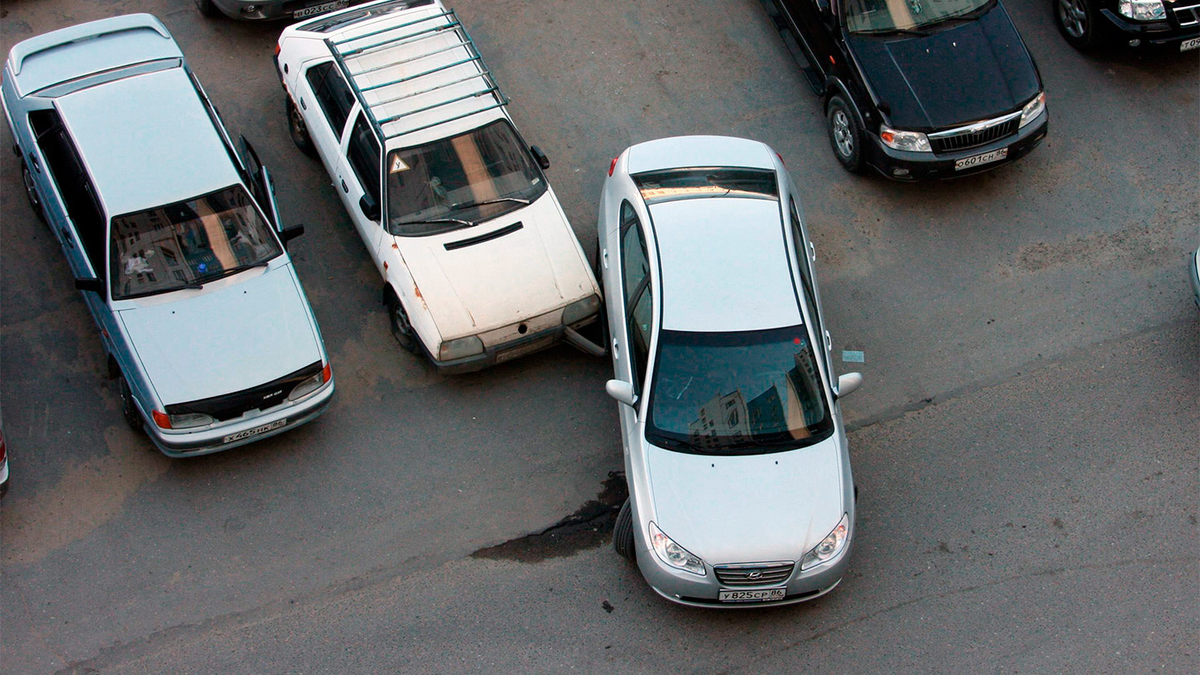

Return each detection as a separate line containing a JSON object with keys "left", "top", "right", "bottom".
{"left": 880, "top": 125, "right": 931, "bottom": 153}
{"left": 1019, "top": 92, "right": 1046, "bottom": 129}
{"left": 648, "top": 522, "right": 706, "bottom": 576}
{"left": 439, "top": 335, "right": 484, "bottom": 361}
{"left": 800, "top": 513, "right": 850, "bottom": 570}
{"left": 1118, "top": 0, "right": 1166, "bottom": 21}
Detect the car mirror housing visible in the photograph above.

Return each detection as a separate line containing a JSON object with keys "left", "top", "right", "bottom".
{"left": 74, "top": 277, "right": 104, "bottom": 294}
{"left": 835, "top": 372, "right": 863, "bottom": 399}
{"left": 605, "top": 379, "right": 637, "bottom": 407}
{"left": 280, "top": 224, "right": 305, "bottom": 244}
{"left": 359, "top": 194, "right": 381, "bottom": 222}
{"left": 530, "top": 145, "right": 550, "bottom": 171}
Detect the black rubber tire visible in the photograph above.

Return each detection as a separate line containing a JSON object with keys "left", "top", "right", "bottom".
{"left": 1054, "top": 0, "right": 1103, "bottom": 50}
{"left": 21, "top": 162, "right": 46, "bottom": 224}
{"left": 287, "top": 97, "right": 318, "bottom": 158}
{"left": 826, "top": 95, "right": 866, "bottom": 174}
{"left": 385, "top": 290, "right": 420, "bottom": 354}
{"left": 194, "top": 0, "right": 220, "bottom": 17}
{"left": 613, "top": 498, "right": 636, "bottom": 561}
{"left": 119, "top": 377, "right": 144, "bottom": 433}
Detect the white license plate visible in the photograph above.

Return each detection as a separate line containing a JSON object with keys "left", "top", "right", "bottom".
{"left": 718, "top": 588, "right": 787, "bottom": 603}
{"left": 955, "top": 147, "right": 1008, "bottom": 171}
{"left": 1181, "top": 37, "right": 1200, "bottom": 52}
{"left": 294, "top": 1, "right": 348, "bottom": 18}
{"left": 223, "top": 419, "right": 287, "bottom": 444}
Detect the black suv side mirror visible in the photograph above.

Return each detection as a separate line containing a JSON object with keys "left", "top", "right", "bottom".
{"left": 75, "top": 277, "right": 104, "bottom": 294}
{"left": 530, "top": 145, "right": 550, "bottom": 171}
{"left": 359, "top": 194, "right": 381, "bottom": 222}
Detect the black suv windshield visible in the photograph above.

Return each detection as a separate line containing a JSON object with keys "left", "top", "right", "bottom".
{"left": 845, "top": 0, "right": 993, "bottom": 34}
{"left": 385, "top": 119, "right": 547, "bottom": 236}
{"left": 647, "top": 326, "right": 833, "bottom": 455}
{"left": 109, "top": 185, "right": 281, "bottom": 300}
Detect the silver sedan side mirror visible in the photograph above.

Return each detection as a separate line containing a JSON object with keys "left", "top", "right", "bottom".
{"left": 605, "top": 379, "right": 638, "bottom": 407}
{"left": 835, "top": 372, "right": 863, "bottom": 399}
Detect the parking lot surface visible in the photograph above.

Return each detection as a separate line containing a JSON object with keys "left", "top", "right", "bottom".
{"left": 1, "top": 0, "right": 1196, "bottom": 673}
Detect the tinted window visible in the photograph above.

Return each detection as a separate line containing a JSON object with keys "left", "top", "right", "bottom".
{"left": 384, "top": 120, "right": 546, "bottom": 236}
{"left": 619, "top": 202, "right": 649, "bottom": 307}
{"left": 647, "top": 327, "right": 833, "bottom": 455}
{"left": 629, "top": 285, "right": 652, "bottom": 387}
{"left": 844, "top": 0, "right": 993, "bottom": 34}
{"left": 30, "top": 109, "right": 106, "bottom": 275}
{"left": 346, "top": 113, "right": 381, "bottom": 206}
{"left": 306, "top": 62, "right": 355, "bottom": 136}
{"left": 109, "top": 185, "right": 282, "bottom": 300}
{"left": 632, "top": 168, "right": 778, "bottom": 206}
{"left": 790, "top": 198, "right": 823, "bottom": 342}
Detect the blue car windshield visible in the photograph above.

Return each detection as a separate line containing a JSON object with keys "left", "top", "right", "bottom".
{"left": 845, "top": 0, "right": 993, "bottom": 34}
{"left": 109, "top": 185, "right": 281, "bottom": 300}
{"left": 647, "top": 326, "right": 834, "bottom": 456}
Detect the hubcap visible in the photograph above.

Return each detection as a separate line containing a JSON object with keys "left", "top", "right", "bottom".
{"left": 392, "top": 302, "right": 413, "bottom": 340}
{"left": 832, "top": 110, "right": 853, "bottom": 157}
{"left": 22, "top": 167, "right": 40, "bottom": 209}
{"left": 1058, "top": 0, "right": 1087, "bottom": 39}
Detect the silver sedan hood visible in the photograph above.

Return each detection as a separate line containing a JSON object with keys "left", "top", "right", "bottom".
{"left": 646, "top": 436, "right": 845, "bottom": 566}
{"left": 117, "top": 264, "right": 322, "bottom": 405}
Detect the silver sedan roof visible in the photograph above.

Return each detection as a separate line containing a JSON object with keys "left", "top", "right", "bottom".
{"left": 55, "top": 67, "right": 241, "bottom": 218}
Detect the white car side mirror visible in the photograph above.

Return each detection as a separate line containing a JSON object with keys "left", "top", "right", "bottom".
{"left": 605, "top": 379, "right": 638, "bottom": 407}
{"left": 835, "top": 372, "right": 863, "bottom": 399}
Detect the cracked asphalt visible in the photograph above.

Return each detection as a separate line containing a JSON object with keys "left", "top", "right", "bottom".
{"left": 1, "top": 0, "right": 1196, "bottom": 673}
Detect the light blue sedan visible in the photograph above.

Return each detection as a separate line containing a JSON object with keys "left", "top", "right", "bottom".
{"left": 2, "top": 14, "right": 335, "bottom": 456}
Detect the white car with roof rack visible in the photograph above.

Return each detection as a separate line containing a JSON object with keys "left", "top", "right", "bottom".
{"left": 275, "top": 0, "right": 604, "bottom": 373}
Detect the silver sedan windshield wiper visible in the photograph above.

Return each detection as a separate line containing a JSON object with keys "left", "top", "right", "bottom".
{"left": 450, "top": 196, "right": 530, "bottom": 210}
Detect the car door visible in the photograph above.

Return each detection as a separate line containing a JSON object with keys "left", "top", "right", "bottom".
{"left": 611, "top": 201, "right": 653, "bottom": 438}
{"left": 778, "top": 0, "right": 840, "bottom": 77}
{"left": 788, "top": 196, "right": 835, "bottom": 382}
{"left": 297, "top": 60, "right": 356, "bottom": 181}
{"left": 238, "top": 136, "right": 286, "bottom": 235}
{"left": 336, "top": 109, "right": 386, "bottom": 272}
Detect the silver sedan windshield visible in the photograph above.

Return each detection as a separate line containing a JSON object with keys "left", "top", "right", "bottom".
{"left": 109, "top": 185, "right": 281, "bottom": 299}
{"left": 647, "top": 326, "right": 833, "bottom": 455}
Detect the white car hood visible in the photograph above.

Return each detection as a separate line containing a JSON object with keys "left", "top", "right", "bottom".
{"left": 118, "top": 266, "right": 322, "bottom": 405}
{"left": 395, "top": 193, "right": 596, "bottom": 339}
{"left": 646, "top": 436, "right": 845, "bottom": 565}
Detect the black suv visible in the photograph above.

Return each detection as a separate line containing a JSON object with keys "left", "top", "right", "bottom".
{"left": 765, "top": 0, "right": 1048, "bottom": 180}
{"left": 1054, "top": 0, "right": 1200, "bottom": 50}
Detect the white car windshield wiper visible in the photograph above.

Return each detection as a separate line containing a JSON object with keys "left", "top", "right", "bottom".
{"left": 198, "top": 259, "right": 271, "bottom": 285}
{"left": 450, "top": 196, "right": 530, "bottom": 210}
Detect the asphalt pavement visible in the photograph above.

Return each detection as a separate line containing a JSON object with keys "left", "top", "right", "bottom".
{"left": 0, "top": 0, "right": 1196, "bottom": 673}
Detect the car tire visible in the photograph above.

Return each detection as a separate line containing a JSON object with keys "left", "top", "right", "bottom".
{"left": 119, "top": 377, "right": 144, "bottom": 434}
{"left": 287, "top": 97, "right": 318, "bottom": 158}
{"left": 613, "top": 498, "right": 636, "bottom": 561}
{"left": 827, "top": 96, "right": 866, "bottom": 174}
{"left": 194, "top": 0, "right": 219, "bottom": 17}
{"left": 385, "top": 290, "right": 420, "bottom": 354}
{"left": 1055, "top": 0, "right": 1103, "bottom": 50}
{"left": 21, "top": 162, "right": 46, "bottom": 224}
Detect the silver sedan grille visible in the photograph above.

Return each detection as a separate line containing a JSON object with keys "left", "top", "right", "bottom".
{"left": 714, "top": 562, "right": 795, "bottom": 587}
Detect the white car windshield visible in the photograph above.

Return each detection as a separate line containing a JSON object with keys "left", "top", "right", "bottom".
{"left": 384, "top": 120, "right": 547, "bottom": 236}
{"left": 109, "top": 185, "right": 281, "bottom": 300}
{"left": 647, "top": 326, "right": 834, "bottom": 455}
{"left": 844, "top": 0, "right": 994, "bottom": 34}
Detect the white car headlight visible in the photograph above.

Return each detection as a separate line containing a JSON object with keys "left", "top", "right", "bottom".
{"left": 1118, "top": 0, "right": 1166, "bottom": 21}
{"left": 800, "top": 513, "right": 850, "bottom": 571}
{"left": 648, "top": 522, "right": 706, "bottom": 576}
{"left": 438, "top": 335, "right": 484, "bottom": 361}
{"left": 880, "top": 125, "right": 931, "bottom": 153}
{"left": 287, "top": 367, "right": 327, "bottom": 402}
{"left": 562, "top": 294, "right": 601, "bottom": 325}
{"left": 168, "top": 412, "right": 215, "bottom": 430}
{"left": 1019, "top": 92, "right": 1046, "bottom": 129}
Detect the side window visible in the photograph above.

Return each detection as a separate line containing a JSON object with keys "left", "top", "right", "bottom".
{"left": 618, "top": 200, "right": 653, "bottom": 390}
{"left": 306, "top": 62, "right": 355, "bottom": 137}
{"left": 345, "top": 112, "right": 381, "bottom": 206}
{"left": 790, "top": 197, "right": 824, "bottom": 350}
{"left": 30, "top": 110, "right": 107, "bottom": 277}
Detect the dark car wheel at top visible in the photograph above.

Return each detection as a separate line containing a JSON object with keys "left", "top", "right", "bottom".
{"left": 826, "top": 95, "right": 865, "bottom": 174}
{"left": 287, "top": 97, "right": 318, "bottom": 157}
{"left": 1055, "top": 0, "right": 1102, "bottom": 49}
{"left": 194, "top": 0, "right": 219, "bottom": 17}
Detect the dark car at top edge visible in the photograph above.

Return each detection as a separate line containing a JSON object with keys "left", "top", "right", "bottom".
{"left": 1053, "top": 0, "right": 1200, "bottom": 51}
{"left": 765, "top": 0, "right": 1048, "bottom": 180}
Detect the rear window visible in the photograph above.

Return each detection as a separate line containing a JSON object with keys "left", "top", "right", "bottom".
{"left": 632, "top": 168, "right": 778, "bottom": 206}
{"left": 298, "top": 0, "right": 434, "bottom": 33}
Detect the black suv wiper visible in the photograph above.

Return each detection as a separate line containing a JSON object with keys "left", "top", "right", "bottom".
{"left": 858, "top": 27, "right": 931, "bottom": 37}
{"left": 450, "top": 196, "right": 530, "bottom": 210}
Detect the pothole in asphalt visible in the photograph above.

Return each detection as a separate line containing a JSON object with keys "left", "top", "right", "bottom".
{"left": 472, "top": 472, "right": 628, "bottom": 563}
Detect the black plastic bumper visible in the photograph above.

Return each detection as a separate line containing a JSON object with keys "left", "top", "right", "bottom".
{"left": 866, "top": 112, "right": 1048, "bottom": 181}
{"left": 1099, "top": 10, "right": 1200, "bottom": 46}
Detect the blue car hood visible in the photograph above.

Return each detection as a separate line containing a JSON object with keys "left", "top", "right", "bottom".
{"left": 118, "top": 264, "right": 322, "bottom": 406}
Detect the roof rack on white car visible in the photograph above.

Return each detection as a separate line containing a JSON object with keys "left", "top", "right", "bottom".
{"left": 324, "top": 8, "right": 507, "bottom": 142}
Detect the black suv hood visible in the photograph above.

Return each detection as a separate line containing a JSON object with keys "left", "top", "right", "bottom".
{"left": 846, "top": 3, "right": 1040, "bottom": 131}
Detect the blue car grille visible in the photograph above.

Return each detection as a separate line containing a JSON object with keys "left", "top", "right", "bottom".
{"left": 165, "top": 361, "right": 321, "bottom": 422}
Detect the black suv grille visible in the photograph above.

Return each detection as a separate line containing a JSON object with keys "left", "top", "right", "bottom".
{"left": 714, "top": 562, "right": 795, "bottom": 587}
{"left": 165, "top": 361, "right": 322, "bottom": 422}
{"left": 1169, "top": 2, "right": 1200, "bottom": 27}
{"left": 929, "top": 117, "right": 1020, "bottom": 154}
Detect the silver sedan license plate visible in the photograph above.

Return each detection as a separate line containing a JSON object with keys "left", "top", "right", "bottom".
{"left": 1181, "top": 37, "right": 1200, "bottom": 52}
{"left": 294, "top": 1, "right": 349, "bottom": 18}
{"left": 224, "top": 419, "right": 287, "bottom": 444}
{"left": 955, "top": 147, "right": 1008, "bottom": 171}
{"left": 719, "top": 588, "right": 786, "bottom": 603}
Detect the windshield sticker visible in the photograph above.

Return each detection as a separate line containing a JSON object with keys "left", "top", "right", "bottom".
{"left": 389, "top": 156, "right": 410, "bottom": 173}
